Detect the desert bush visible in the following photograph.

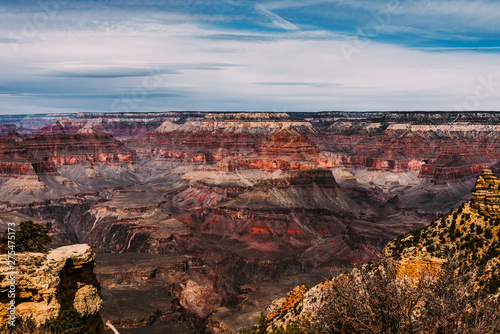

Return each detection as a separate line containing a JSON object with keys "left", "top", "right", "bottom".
{"left": 0, "top": 309, "right": 95, "bottom": 334}
{"left": 43, "top": 308, "right": 95, "bottom": 334}
{"left": 0, "top": 316, "right": 43, "bottom": 334}
{"left": 306, "top": 257, "right": 500, "bottom": 334}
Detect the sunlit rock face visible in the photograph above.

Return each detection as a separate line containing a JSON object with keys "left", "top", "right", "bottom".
{"left": 0, "top": 244, "right": 104, "bottom": 333}
{"left": 0, "top": 128, "right": 134, "bottom": 168}
{"left": 217, "top": 128, "right": 335, "bottom": 172}
{"left": 127, "top": 112, "right": 317, "bottom": 163}
{"left": 471, "top": 169, "right": 500, "bottom": 218}
{"left": 315, "top": 112, "right": 500, "bottom": 180}
{"left": 23, "top": 128, "right": 134, "bottom": 165}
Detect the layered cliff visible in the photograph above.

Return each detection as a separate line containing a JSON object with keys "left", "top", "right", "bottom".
{"left": 36, "top": 112, "right": 201, "bottom": 139}
{"left": 0, "top": 127, "right": 133, "bottom": 168}
{"left": 0, "top": 128, "right": 137, "bottom": 204}
{"left": 0, "top": 113, "right": 76, "bottom": 131}
{"left": 128, "top": 113, "right": 316, "bottom": 163}
{"left": 2, "top": 111, "right": 500, "bottom": 333}
{"left": 316, "top": 113, "right": 500, "bottom": 179}
{"left": 23, "top": 127, "right": 134, "bottom": 165}
{"left": 0, "top": 244, "right": 104, "bottom": 333}
{"left": 218, "top": 128, "right": 335, "bottom": 172}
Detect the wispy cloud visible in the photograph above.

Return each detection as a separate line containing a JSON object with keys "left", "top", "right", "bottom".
{"left": 37, "top": 62, "right": 238, "bottom": 79}
{"left": 255, "top": 3, "right": 299, "bottom": 31}
{"left": 255, "top": 82, "right": 342, "bottom": 88}
{"left": 0, "top": 37, "right": 22, "bottom": 43}
{"left": 0, "top": 0, "right": 499, "bottom": 114}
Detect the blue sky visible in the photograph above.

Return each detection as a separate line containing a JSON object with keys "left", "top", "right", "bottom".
{"left": 1, "top": 0, "right": 500, "bottom": 114}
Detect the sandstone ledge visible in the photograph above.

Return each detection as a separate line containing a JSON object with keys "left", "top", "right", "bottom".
{"left": 0, "top": 244, "right": 104, "bottom": 332}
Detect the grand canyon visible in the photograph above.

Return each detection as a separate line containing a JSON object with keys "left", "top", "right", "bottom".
{"left": 1, "top": 111, "right": 499, "bottom": 333}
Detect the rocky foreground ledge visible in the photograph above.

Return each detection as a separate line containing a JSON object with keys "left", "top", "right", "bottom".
{"left": 0, "top": 244, "right": 104, "bottom": 333}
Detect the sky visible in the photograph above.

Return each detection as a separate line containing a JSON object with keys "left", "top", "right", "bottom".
{"left": 1, "top": 0, "right": 500, "bottom": 114}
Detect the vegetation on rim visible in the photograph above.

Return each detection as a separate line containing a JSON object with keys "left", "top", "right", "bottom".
{"left": 0, "top": 221, "right": 51, "bottom": 253}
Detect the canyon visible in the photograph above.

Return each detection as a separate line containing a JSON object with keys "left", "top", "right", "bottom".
{"left": 0, "top": 111, "right": 499, "bottom": 333}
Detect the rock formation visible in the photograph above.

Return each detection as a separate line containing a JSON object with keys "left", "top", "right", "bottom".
{"left": 0, "top": 244, "right": 104, "bottom": 333}
{"left": 252, "top": 169, "right": 500, "bottom": 333}
{"left": 471, "top": 169, "right": 500, "bottom": 218}
{"left": 317, "top": 113, "right": 500, "bottom": 179}
{"left": 379, "top": 169, "right": 500, "bottom": 294}
{"left": 217, "top": 128, "right": 335, "bottom": 172}
{"left": 22, "top": 130, "right": 134, "bottom": 165}
{"left": 128, "top": 112, "right": 316, "bottom": 163}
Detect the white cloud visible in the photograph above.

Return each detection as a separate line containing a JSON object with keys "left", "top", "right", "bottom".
{"left": 0, "top": 2, "right": 499, "bottom": 113}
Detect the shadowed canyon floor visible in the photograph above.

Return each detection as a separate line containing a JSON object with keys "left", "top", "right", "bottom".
{"left": 0, "top": 111, "right": 499, "bottom": 332}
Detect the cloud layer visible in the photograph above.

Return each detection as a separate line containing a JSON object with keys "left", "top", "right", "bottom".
{"left": 0, "top": 0, "right": 499, "bottom": 113}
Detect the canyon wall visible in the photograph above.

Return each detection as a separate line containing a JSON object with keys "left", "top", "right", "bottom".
{"left": 0, "top": 111, "right": 499, "bottom": 333}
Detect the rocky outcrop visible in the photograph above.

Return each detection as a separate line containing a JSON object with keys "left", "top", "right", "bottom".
{"left": 0, "top": 244, "right": 104, "bottom": 333}
{"left": 255, "top": 169, "right": 500, "bottom": 333}
{"left": 385, "top": 168, "right": 500, "bottom": 280}
{"left": 471, "top": 169, "right": 500, "bottom": 218}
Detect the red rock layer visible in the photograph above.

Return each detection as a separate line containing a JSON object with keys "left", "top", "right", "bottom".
{"left": 127, "top": 112, "right": 317, "bottom": 162}
{"left": 0, "top": 136, "right": 30, "bottom": 162}
{"left": 22, "top": 132, "right": 133, "bottom": 165}
{"left": 256, "top": 129, "right": 320, "bottom": 158}
{"left": 312, "top": 128, "right": 500, "bottom": 179}
{"left": 0, "top": 131, "right": 133, "bottom": 178}
{"left": 0, "top": 161, "right": 57, "bottom": 179}
{"left": 218, "top": 129, "right": 335, "bottom": 172}
{"left": 129, "top": 132, "right": 258, "bottom": 163}
{"left": 0, "top": 162, "right": 37, "bottom": 177}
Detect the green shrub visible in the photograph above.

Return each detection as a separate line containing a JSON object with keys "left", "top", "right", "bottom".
{"left": 0, "top": 221, "right": 51, "bottom": 253}
{"left": 43, "top": 309, "right": 94, "bottom": 334}
{"left": 0, "top": 316, "right": 42, "bottom": 333}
